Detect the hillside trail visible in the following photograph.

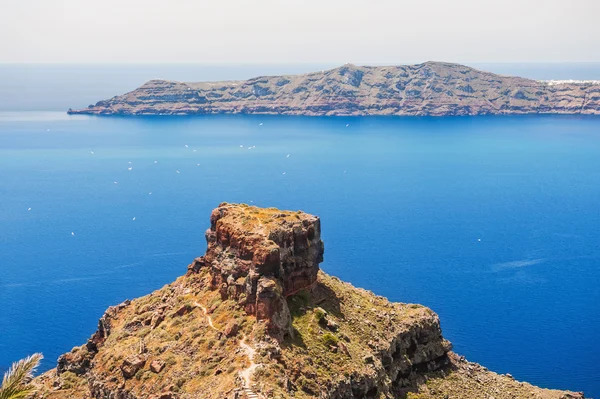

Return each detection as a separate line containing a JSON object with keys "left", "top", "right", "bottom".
{"left": 194, "top": 301, "right": 261, "bottom": 399}
{"left": 194, "top": 302, "right": 217, "bottom": 331}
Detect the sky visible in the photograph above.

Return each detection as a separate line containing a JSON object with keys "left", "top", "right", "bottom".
{"left": 1, "top": 0, "right": 599, "bottom": 64}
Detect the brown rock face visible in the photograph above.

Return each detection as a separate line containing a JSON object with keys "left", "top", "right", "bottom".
{"left": 188, "top": 203, "right": 324, "bottom": 340}
{"left": 57, "top": 346, "right": 94, "bottom": 376}
{"left": 85, "top": 300, "right": 131, "bottom": 353}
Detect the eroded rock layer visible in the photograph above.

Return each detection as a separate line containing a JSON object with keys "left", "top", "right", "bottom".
{"left": 68, "top": 62, "right": 600, "bottom": 116}
{"left": 189, "top": 203, "right": 324, "bottom": 340}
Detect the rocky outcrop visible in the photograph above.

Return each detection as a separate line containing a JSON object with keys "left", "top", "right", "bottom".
{"left": 287, "top": 277, "right": 453, "bottom": 399}
{"left": 67, "top": 62, "right": 600, "bottom": 116}
{"left": 56, "top": 300, "right": 133, "bottom": 378}
{"left": 86, "top": 300, "right": 131, "bottom": 353}
{"left": 30, "top": 204, "right": 587, "bottom": 399}
{"left": 120, "top": 355, "right": 146, "bottom": 379}
{"left": 188, "top": 203, "right": 324, "bottom": 341}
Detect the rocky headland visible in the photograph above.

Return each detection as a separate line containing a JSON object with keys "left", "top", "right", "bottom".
{"left": 67, "top": 62, "right": 600, "bottom": 116}
{"left": 32, "top": 204, "right": 587, "bottom": 399}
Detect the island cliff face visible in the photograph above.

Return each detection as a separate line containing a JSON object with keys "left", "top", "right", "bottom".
{"left": 67, "top": 62, "right": 600, "bottom": 116}
{"left": 32, "top": 204, "right": 586, "bottom": 399}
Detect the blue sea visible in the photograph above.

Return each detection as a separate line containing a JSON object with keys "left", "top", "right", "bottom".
{"left": 0, "top": 64, "right": 599, "bottom": 397}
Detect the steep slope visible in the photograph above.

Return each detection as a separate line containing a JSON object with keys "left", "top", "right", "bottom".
{"left": 67, "top": 62, "right": 600, "bottom": 116}
{"left": 31, "top": 204, "right": 586, "bottom": 399}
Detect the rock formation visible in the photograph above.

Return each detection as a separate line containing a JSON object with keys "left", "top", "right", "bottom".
{"left": 30, "top": 204, "right": 587, "bottom": 399}
{"left": 188, "top": 204, "right": 324, "bottom": 341}
{"left": 67, "top": 62, "right": 600, "bottom": 116}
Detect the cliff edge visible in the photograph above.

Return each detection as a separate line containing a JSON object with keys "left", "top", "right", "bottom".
{"left": 67, "top": 62, "right": 600, "bottom": 116}
{"left": 31, "top": 204, "right": 586, "bottom": 399}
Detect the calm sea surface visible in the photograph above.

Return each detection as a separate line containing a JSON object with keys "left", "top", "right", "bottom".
{"left": 0, "top": 64, "right": 599, "bottom": 397}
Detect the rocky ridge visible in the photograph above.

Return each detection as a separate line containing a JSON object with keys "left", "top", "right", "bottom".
{"left": 31, "top": 204, "right": 586, "bottom": 399}
{"left": 67, "top": 62, "right": 600, "bottom": 116}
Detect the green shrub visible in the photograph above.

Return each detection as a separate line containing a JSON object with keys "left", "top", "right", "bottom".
{"left": 321, "top": 333, "right": 339, "bottom": 347}
{"left": 137, "top": 327, "right": 151, "bottom": 338}
{"left": 165, "top": 355, "right": 177, "bottom": 366}
{"left": 134, "top": 368, "right": 145, "bottom": 380}
{"left": 60, "top": 371, "right": 80, "bottom": 389}
{"left": 314, "top": 308, "right": 327, "bottom": 322}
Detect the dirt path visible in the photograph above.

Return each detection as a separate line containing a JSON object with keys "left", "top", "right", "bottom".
{"left": 194, "top": 302, "right": 217, "bottom": 331}
{"left": 239, "top": 335, "right": 259, "bottom": 388}
{"left": 194, "top": 301, "right": 261, "bottom": 398}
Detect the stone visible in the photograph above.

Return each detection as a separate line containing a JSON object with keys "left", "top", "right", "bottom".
{"left": 338, "top": 342, "right": 350, "bottom": 357}
{"left": 150, "top": 359, "right": 165, "bottom": 374}
{"left": 560, "top": 393, "right": 585, "bottom": 399}
{"left": 255, "top": 277, "right": 292, "bottom": 340}
{"left": 153, "top": 393, "right": 177, "bottom": 399}
{"left": 151, "top": 313, "right": 165, "bottom": 329}
{"left": 173, "top": 304, "right": 191, "bottom": 317}
{"left": 57, "top": 346, "right": 93, "bottom": 376}
{"left": 224, "top": 321, "right": 239, "bottom": 337}
{"left": 121, "top": 355, "right": 146, "bottom": 379}
{"left": 325, "top": 318, "right": 339, "bottom": 332}
{"left": 186, "top": 257, "right": 205, "bottom": 274}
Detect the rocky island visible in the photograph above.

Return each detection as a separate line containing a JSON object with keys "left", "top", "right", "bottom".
{"left": 30, "top": 204, "right": 586, "bottom": 399}
{"left": 67, "top": 62, "right": 600, "bottom": 116}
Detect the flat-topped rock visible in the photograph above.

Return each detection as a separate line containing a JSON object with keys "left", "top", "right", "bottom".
{"left": 187, "top": 203, "right": 324, "bottom": 340}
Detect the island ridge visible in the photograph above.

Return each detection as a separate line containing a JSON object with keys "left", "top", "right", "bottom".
{"left": 68, "top": 62, "right": 600, "bottom": 117}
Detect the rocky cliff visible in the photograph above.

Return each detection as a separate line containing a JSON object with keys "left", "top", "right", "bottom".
{"left": 195, "top": 205, "right": 324, "bottom": 341}
{"left": 31, "top": 204, "right": 586, "bottom": 399}
{"left": 67, "top": 62, "right": 600, "bottom": 116}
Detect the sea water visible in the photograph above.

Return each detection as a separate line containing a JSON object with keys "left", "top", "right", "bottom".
{"left": 0, "top": 64, "right": 599, "bottom": 397}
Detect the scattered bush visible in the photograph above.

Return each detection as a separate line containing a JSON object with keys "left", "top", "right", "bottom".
{"left": 137, "top": 327, "right": 151, "bottom": 338}
{"left": 321, "top": 333, "right": 339, "bottom": 347}
{"left": 134, "top": 368, "right": 145, "bottom": 381}
{"left": 297, "top": 375, "right": 319, "bottom": 394}
{"left": 314, "top": 308, "right": 327, "bottom": 322}
{"left": 165, "top": 355, "right": 177, "bottom": 366}
{"left": 60, "top": 371, "right": 81, "bottom": 389}
{"left": 176, "top": 377, "right": 187, "bottom": 388}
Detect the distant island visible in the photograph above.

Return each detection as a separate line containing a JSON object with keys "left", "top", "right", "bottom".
{"left": 68, "top": 62, "right": 600, "bottom": 116}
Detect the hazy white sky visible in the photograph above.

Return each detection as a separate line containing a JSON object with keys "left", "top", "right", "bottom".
{"left": 2, "top": 0, "right": 599, "bottom": 64}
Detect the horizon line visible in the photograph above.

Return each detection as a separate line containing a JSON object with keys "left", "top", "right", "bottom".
{"left": 2, "top": 61, "right": 600, "bottom": 66}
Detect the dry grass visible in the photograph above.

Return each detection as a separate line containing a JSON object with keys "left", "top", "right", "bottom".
{"left": 250, "top": 272, "right": 437, "bottom": 398}
{"left": 31, "top": 268, "right": 581, "bottom": 399}
{"left": 33, "top": 268, "right": 256, "bottom": 399}
{"left": 407, "top": 352, "right": 579, "bottom": 399}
